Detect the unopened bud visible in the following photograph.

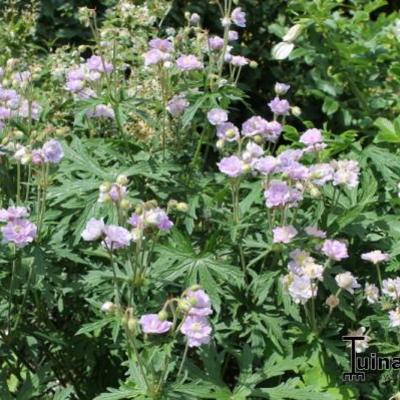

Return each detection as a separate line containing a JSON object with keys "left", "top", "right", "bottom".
{"left": 116, "top": 174, "right": 128, "bottom": 186}
{"left": 325, "top": 295, "right": 339, "bottom": 309}
{"left": 127, "top": 317, "right": 137, "bottom": 333}
{"left": 101, "top": 301, "right": 115, "bottom": 313}
{"left": 168, "top": 199, "right": 178, "bottom": 209}
{"left": 158, "top": 310, "right": 168, "bottom": 321}
{"left": 176, "top": 202, "right": 188, "bottom": 212}
{"left": 14, "top": 130, "right": 24, "bottom": 139}
{"left": 254, "top": 134, "right": 264, "bottom": 144}
{"left": 99, "top": 182, "right": 112, "bottom": 193}
{"left": 283, "top": 24, "right": 302, "bottom": 42}
{"left": 291, "top": 106, "right": 301, "bottom": 117}
{"left": 177, "top": 299, "right": 192, "bottom": 313}
{"left": 216, "top": 139, "right": 225, "bottom": 149}
{"left": 309, "top": 185, "right": 321, "bottom": 198}
{"left": 120, "top": 198, "right": 131, "bottom": 210}
{"left": 250, "top": 61, "right": 258, "bottom": 69}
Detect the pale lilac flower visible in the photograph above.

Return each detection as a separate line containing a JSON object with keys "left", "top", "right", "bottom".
{"left": 274, "top": 82, "right": 290, "bottom": 95}
{"left": 346, "top": 328, "right": 369, "bottom": 353}
{"left": 265, "top": 121, "right": 283, "bottom": 142}
{"left": 216, "top": 122, "right": 240, "bottom": 142}
{"left": 305, "top": 226, "right": 326, "bottom": 238}
{"left": 230, "top": 56, "right": 249, "bottom": 67}
{"left": 207, "top": 108, "right": 228, "bottom": 126}
{"left": 108, "top": 184, "right": 127, "bottom": 202}
{"left": 288, "top": 275, "right": 316, "bottom": 304}
{"left": 331, "top": 160, "right": 360, "bottom": 189}
{"left": 273, "top": 225, "right": 298, "bottom": 244}
{"left": 144, "top": 208, "right": 174, "bottom": 231}
{"left": 0, "top": 206, "right": 29, "bottom": 221}
{"left": 335, "top": 272, "right": 360, "bottom": 294}
{"left": 186, "top": 290, "right": 213, "bottom": 316}
{"left": 242, "top": 142, "right": 263, "bottom": 162}
{"left": 322, "top": 239, "right": 348, "bottom": 261}
{"left": 31, "top": 149, "right": 44, "bottom": 165}
{"left": 242, "top": 116, "right": 269, "bottom": 138}
{"left": 176, "top": 55, "right": 203, "bottom": 71}
{"left": 149, "top": 38, "right": 173, "bottom": 53}
{"left": 143, "top": 49, "right": 170, "bottom": 66}
{"left": 364, "top": 283, "right": 379, "bottom": 304}
{"left": 86, "top": 55, "right": 113, "bottom": 73}
{"left": 264, "top": 180, "right": 303, "bottom": 208}
{"left": 81, "top": 218, "right": 105, "bottom": 241}
{"left": 382, "top": 278, "right": 400, "bottom": 300}
{"left": 231, "top": 7, "right": 246, "bottom": 27}
{"left": 308, "top": 164, "right": 334, "bottom": 186}
{"left": 42, "top": 140, "right": 64, "bottom": 164}
{"left": 86, "top": 104, "right": 115, "bottom": 119}
{"left": 1, "top": 219, "right": 37, "bottom": 247}
{"left": 208, "top": 36, "right": 224, "bottom": 51}
{"left": 288, "top": 249, "right": 314, "bottom": 275}
{"left": 300, "top": 128, "right": 323, "bottom": 146}
{"left": 189, "top": 13, "right": 200, "bottom": 25}
{"left": 180, "top": 316, "right": 212, "bottom": 347}
{"left": 268, "top": 97, "right": 290, "bottom": 115}
{"left": 217, "top": 156, "right": 244, "bottom": 178}
{"left": 361, "top": 250, "right": 390, "bottom": 265}
{"left": 277, "top": 149, "right": 303, "bottom": 165}
{"left": 139, "top": 314, "right": 172, "bottom": 334}
{"left": 103, "top": 225, "right": 131, "bottom": 249}
{"left": 166, "top": 94, "right": 189, "bottom": 116}
{"left": 228, "top": 31, "right": 239, "bottom": 42}
{"left": 282, "top": 162, "right": 309, "bottom": 181}
{"left": 389, "top": 308, "right": 400, "bottom": 328}
{"left": 253, "top": 156, "right": 279, "bottom": 175}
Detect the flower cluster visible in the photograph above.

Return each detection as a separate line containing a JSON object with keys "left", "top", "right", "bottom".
{"left": 14, "top": 139, "right": 64, "bottom": 165}
{"left": 65, "top": 55, "right": 114, "bottom": 119}
{"left": 0, "top": 206, "right": 37, "bottom": 247}
{"left": 98, "top": 175, "right": 129, "bottom": 204}
{"left": 138, "top": 287, "right": 213, "bottom": 348}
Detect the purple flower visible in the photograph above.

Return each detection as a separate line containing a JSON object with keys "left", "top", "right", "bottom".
{"left": 208, "top": 36, "right": 225, "bottom": 51}
{"left": 268, "top": 97, "right": 290, "bottom": 115}
{"left": 264, "top": 180, "right": 302, "bottom": 208}
{"left": 231, "top": 7, "right": 246, "bottom": 27}
{"left": 1, "top": 219, "right": 37, "bottom": 247}
{"left": 86, "top": 55, "right": 113, "bottom": 73}
{"left": 180, "top": 316, "right": 212, "bottom": 347}
{"left": 86, "top": 104, "right": 115, "bottom": 119}
{"left": 66, "top": 79, "right": 85, "bottom": 93}
{"left": 273, "top": 225, "right": 298, "bottom": 244}
{"left": 42, "top": 140, "right": 64, "bottom": 164}
{"left": 274, "top": 82, "right": 290, "bottom": 95}
{"left": 166, "top": 94, "right": 189, "bottom": 116}
{"left": 217, "top": 155, "right": 244, "bottom": 178}
{"left": 81, "top": 218, "right": 105, "bottom": 241}
{"left": 216, "top": 122, "right": 240, "bottom": 142}
{"left": 186, "top": 290, "right": 213, "bottom": 316}
{"left": 108, "top": 184, "right": 127, "bottom": 202}
{"left": 300, "top": 128, "right": 323, "bottom": 146}
{"left": 242, "top": 116, "right": 269, "bottom": 137}
{"left": 0, "top": 206, "right": 29, "bottom": 221}
{"left": 243, "top": 142, "right": 263, "bottom": 159}
{"left": 145, "top": 208, "right": 174, "bottom": 231}
{"left": 277, "top": 149, "right": 303, "bottom": 166}
{"left": 189, "top": 13, "right": 200, "bottom": 25}
{"left": 207, "top": 108, "right": 228, "bottom": 126}
{"left": 253, "top": 156, "right": 279, "bottom": 175}
{"left": 322, "top": 239, "right": 348, "bottom": 261}
{"left": 103, "top": 225, "right": 131, "bottom": 250}
{"left": 149, "top": 38, "right": 173, "bottom": 53}
{"left": 361, "top": 250, "right": 390, "bottom": 265}
{"left": 305, "top": 226, "right": 326, "bottom": 239}
{"left": 282, "top": 162, "right": 309, "bottom": 181}
{"left": 265, "top": 121, "right": 283, "bottom": 142}
{"left": 228, "top": 31, "right": 239, "bottom": 42}
{"left": 308, "top": 164, "right": 334, "bottom": 186}
{"left": 331, "top": 160, "right": 360, "bottom": 189}
{"left": 128, "top": 213, "right": 142, "bottom": 229}
{"left": 230, "top": 55, "right": 249, "bottom": 67}
{"left": 288, "top": 275, "right": 315, "bottom": 304}
{"left": 139, "top": 314, "right": 172, "bottom": 334}
{"left": 31, "top": 149, "right": 45, "bottom": 165}
{"left": 176, "top": 55, "right": 203, "bottom": 71}
{"left": 143, "top": 49, "right": 170, "bottom": 66}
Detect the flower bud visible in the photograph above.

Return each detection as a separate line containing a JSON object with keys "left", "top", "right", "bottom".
{"left": 99, "top": 182, "right": 112, "bottom": 193}
{"left": 13, "top": 130, "right": 24, "bottom": 139}
{"left": 116, "top": 174, "right": 128, "bottom": 186}
{"left": 216, "top": 139, "right": 225, "bottom": 149}
{"left": 120, "top": 198, "right": 131, "bottom": 210}
{"left": 189, "top": 284, "right": 202, "bottom": 291}
{"left": 283, "top": 24, "right": 302, "bottom": 42}
{"left": 158, "top": 310, "right": 168, "bottom": 321}
{"left": 271, "top": 42, "right": 294, "bottom": 60}
{"left": 101, "top": 301, "right": 115, "bottom": 313}
{"left": 291, "top": 106, "right": 301, "bottom": 117}
{"left": 127, "top": 317, "right": 137, "bottom": 333}
{"left": 177, "top": 202, "right": 188, "bottom": 212}
{"left": 325, "top": 295, "right": 339, "bottom": 309}
{"left": 177, "top": 299, "right": 192, "bottom": 313}
{"left": 168, "top": 199, "right": 178, "bottom": 209}
{"left": 21, "top": 154, "right": 32, "bottom": 165}
{"left": 254, "top": 134, "right": 264, "bottom": 144}
{"left": 250, "top": 61, "right": 258, "bottom": 69}
{"left": 309, "top": 185, "right": 321, "bottom": 198}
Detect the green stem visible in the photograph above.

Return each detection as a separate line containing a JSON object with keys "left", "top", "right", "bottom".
{"left": 177, "top": 341, "right": 189, "bottom": 378}
{"left": 7, "top": 246, "right": 17, "bottom": 335}
{"left": 376, "top": 264, "right": 383, "bottom": 291}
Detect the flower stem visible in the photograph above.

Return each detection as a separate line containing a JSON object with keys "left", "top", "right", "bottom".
{"left": 177, "top": 341, "right": 189, "bottom": 378}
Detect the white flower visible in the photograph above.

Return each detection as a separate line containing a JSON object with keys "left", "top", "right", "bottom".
{"left": 271, "top": 42, "right": 295, "bottom": 60}
{"left": 81, "top": 218, "right": 105, "bottom": 241}
{"left": 389, "top": 308, "right": 400, "bottom": 328}
{"left": 101, "top": 301, "right": 115, "bottom": 313}
{"left": 335, "top": 272, "right": 360, "bottom": 294}
{"left": 288, "top": 275, "right": 316, "bottom": 304}
{"left": 382, "top": 278, "right": 400, "bottom": 300}
{"left": 364, "top": 283, "right": 379, "bottom": 304}
{"left": 347, "top": 327, "right": 370, "bottom": 353}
